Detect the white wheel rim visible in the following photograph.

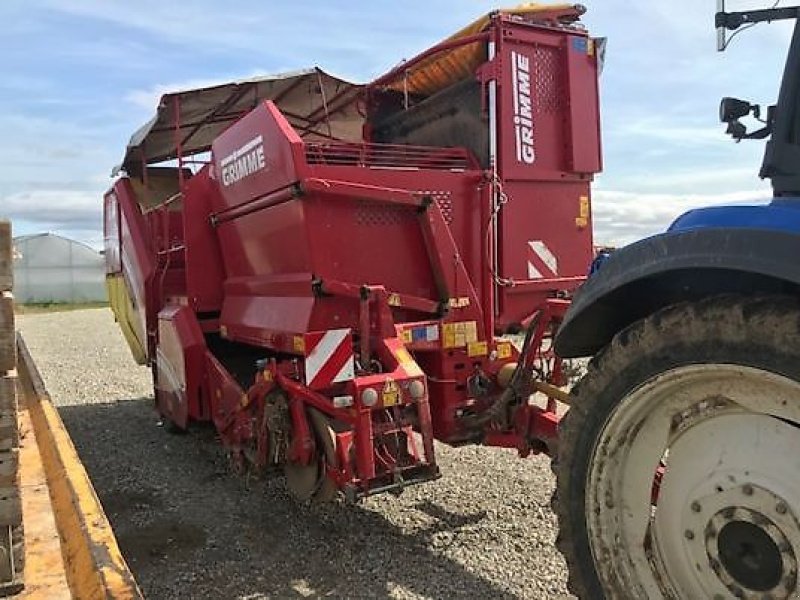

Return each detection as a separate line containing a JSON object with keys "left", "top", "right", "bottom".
{"left": 586, "top": 364, "right": 800, "bottom": 599}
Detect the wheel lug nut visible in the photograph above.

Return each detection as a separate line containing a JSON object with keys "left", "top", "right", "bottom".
{"left": 777, "top": 502, "right": 788, "bottom": 515}
{"left": 691, "top": 501, "right": 701, "bottom": 513}
{"left": 684, "top": 529, "right": 695, "bottom": 540}
{"left": 743, "top": 484, "right": 754, "bottom": 496}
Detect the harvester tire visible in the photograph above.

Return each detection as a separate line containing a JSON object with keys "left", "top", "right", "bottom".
{"left": 553, "top": 294, "right": 800, "bottom": 599}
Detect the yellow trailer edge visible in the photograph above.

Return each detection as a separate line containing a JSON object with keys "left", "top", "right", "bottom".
{"left": 16, "top": 335, "right": 141, "bottom": 599}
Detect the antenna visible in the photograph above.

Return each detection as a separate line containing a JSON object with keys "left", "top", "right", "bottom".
{"left": 717, "top": 0, "right": 727, "bottom": 51}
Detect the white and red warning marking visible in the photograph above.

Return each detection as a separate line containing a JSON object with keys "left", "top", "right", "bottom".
{"left": 304, "top": 328, "right": 355, "bottom": 390}
{"left": 527, "top": 240, "right": 559, "bottom": 279}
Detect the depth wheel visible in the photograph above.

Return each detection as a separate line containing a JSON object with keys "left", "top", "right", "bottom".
{"left": 284, "top": 408, "right": 338, "bottom": 503}
{"left": 553, "top": 295, "right": 800, "bottom": 599}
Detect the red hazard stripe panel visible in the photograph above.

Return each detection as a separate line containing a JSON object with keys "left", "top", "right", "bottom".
{"left": 304, "top": 329, "right": 355, "bottom": 390}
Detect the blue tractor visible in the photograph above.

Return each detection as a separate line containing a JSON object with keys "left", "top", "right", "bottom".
{"left": 552, "top": 3, "right": 800, "bottom": 598}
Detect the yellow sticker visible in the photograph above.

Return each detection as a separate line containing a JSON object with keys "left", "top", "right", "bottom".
{"left": 579, "top": 195, "right": 590, "bottom": 218}
{"left": 442, "top": 323, "right": 456, "bottom": 348}
{"left": 382, "top": 379, "right": 400, "bottom": 406}
{"left": 464, "top": 321, "right": 477, "bottom": 345}
{"left": 401, "top": 329, "right": 413, "bottom": 344}
{"left": 293, "top": 335, "right": 306, "bottom": 354}
{"left": 442, "top": 321, "right": 478, "bottom": 348}
{"left": 467, "top": 341, "right": 488, "bottom": 357}
{"left": 262, "top": 370, "right": 273, "bottom": 382}
{"left": 220, "top": 325, "right": 228, "bottom": 338}
{"left": 388, "top": 293, "right": 402, "bottom": 307}
{"left": 587, "top": 39, "right": 595, "bottom": 56}
{"left": 496, "top": 342, "right": 513, "bottom": 360}
{"left": 576, "top": 195, "right": 590, "bottom": 229}
{"left": 448, "top": 297, "right": 470, "bottom": 308}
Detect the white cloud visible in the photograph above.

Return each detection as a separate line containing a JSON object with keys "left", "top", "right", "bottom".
{"left": 0, "top": 190, "right": 101, "bottom": 229}
{"left": 610, "top": 117, "right": 724, "bottom": 146}
{"left": 593, "top": 188, "right": 773, "bottom": 247}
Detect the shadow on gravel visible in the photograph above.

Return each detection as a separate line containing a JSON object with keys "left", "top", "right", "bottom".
{"left": 59, "top": 398, "right": 520, "bottom": 599}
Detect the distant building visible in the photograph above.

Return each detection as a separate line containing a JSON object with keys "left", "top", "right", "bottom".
{"left": 12, "top": 233, "right": 106, "bottom": 303}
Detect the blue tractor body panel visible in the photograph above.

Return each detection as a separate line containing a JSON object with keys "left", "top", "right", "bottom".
{"left": 669, "top": 199, "right": 800, "bottom": 234}
{"left": 554, "top": 198, "right": 800, "bottom": 358}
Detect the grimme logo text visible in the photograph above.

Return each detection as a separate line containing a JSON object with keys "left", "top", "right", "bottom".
{"left": 220, "top": 135, "right": 266, "bottom": 186}
{"left": 511, "top": 51, "right": 535, "bottom": 165}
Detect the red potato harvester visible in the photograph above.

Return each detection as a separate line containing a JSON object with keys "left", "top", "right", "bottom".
{"left": 103, "top": 4, "right": 601, "bottom": 503}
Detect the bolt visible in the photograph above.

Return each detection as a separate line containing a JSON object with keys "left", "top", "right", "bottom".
{"left": 691, "top": 501, "right": 702, "bottom": 513}
{"left": 743, "top": 484, "right": 754, "bottom": 496}
{"left": 685, "top": 529, "right": 695, "bottom": 540}
{"left": 777, "top": 502, "right": 788, "bottom": 515}
{"left": 723, "top": 507, "right": 736, "bottom": 520}
{"left": 709, "top": 558, "right": 721, "bottom": 573}
{"left": 706, "top": 526, "right": 718, "bottom": 539}
{"left": 779, "top": 541, "right": 791, "bottom": 553}
{"left": 731, "top": 586, "right": 744, "bottom": 598}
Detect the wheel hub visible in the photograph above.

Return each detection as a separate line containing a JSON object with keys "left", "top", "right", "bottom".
{"left": 716, "top": 518, "right": 783, "bottom": 592}
{"left": 683, "top": 484, "right": 799, "bottom": 599}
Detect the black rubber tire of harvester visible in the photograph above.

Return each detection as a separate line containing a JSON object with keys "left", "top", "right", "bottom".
{"left": 551, "top": 294, "right": 800, "bottom": 599}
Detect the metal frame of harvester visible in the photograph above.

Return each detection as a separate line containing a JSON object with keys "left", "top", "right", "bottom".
{"left": 104, "top": 4, "right": 601, "bottom": 503}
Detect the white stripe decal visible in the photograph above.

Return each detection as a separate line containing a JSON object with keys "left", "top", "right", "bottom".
{"left": 305, "top": 328, "right": 349, "bottom": 385}
{"left": 527, "top": 261, "right": 543, "bottom": 279}
{"left": 529, "top": 240, "right": 558, "bottom": 276}
{"left": 332, "top": 355, "right": 355, "bottom": 384}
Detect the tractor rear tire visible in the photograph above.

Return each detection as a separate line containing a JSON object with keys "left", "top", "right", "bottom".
{"left": 553, "top": 295, "right": 800, "bottom": 599}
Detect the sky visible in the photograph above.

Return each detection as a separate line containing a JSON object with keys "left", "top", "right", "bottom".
{"left": 0, "top": 1, "right": 794, "bottom": 248}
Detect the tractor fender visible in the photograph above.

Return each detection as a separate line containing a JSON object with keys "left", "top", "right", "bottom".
{"left": 554, "top": 226, "right": 800, "bottom": 358}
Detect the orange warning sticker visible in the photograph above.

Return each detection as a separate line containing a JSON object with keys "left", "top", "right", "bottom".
{"left": 382, "top": 379, "right": 400, "bottom": 406}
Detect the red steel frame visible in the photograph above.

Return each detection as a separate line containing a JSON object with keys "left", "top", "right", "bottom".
{"left": 103, "top": 8, "right": 601, "bottom": 499}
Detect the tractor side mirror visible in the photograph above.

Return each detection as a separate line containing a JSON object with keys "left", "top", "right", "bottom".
{"left": 719, "top": 97, "right": 754, "bottom": 123}
{"left": 725, "top": 120, "right": 747, "bottom": 140}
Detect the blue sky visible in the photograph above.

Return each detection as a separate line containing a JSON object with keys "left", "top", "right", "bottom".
{"left": 0, "top": 1, "right": 794, "bottom": 247}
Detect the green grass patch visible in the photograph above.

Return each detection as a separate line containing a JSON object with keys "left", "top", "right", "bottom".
{"left": 14, "top": 301, "right": 109, "bottom": 314}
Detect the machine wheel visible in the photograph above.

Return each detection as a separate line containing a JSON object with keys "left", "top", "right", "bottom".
{"left": 553, "top": 295, "right": 800, "bottom": 599}
{"left": 284, "top": 408, "right": 338, "bottom": 503}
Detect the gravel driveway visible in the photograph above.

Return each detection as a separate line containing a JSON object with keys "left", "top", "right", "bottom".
{"left": 17, "top": 308, "right": 572, "bottom": 599}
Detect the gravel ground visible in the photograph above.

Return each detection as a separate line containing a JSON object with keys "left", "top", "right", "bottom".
{"left": 17, "top": 308, "right": 572, "bottom": 599}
